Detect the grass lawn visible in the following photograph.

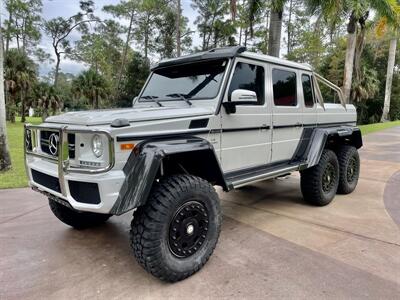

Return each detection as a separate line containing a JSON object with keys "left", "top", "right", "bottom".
{"left": 358, "top": 120, "right": 400, "bottom": 136}
{"left": 0, "top": 118, "right": 399, "bottom": 190}
{"left": 0, "top": 117, "right": 42, "bottom": 189}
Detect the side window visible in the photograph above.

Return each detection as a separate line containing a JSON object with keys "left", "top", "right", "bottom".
{"left": 228, "top": 62, "right": 265, "bottom": 105}
{"left": 272, "top": 69, "right": 297, "bottom": 106}
{"left": 302, "top": 74, "right": 314, "bottom": 107}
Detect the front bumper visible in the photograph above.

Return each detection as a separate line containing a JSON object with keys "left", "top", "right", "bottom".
{"left": 24, "top": 124, "right": 124, "bottom": 214}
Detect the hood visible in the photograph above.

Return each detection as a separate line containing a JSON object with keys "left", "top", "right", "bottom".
{"left": 45, "top": 106, "right": 214, "bottom": 126}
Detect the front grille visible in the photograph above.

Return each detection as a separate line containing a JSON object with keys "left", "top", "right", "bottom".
{"left": 31, "top": 169, "right": 61, "bottom": 193}
{"left": 40, "top": 131, "right": 59, "bottom": 156}
{"left": 40, "top": 131, "right": 75, "bottom": 158}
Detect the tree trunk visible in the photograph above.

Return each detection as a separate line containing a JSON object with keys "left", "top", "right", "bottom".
{"left": 381, "top": 38, "right": 397, "bottom": 122}
{"left": 287, "top": 0, "right": 293, "bottom": 55}
{"left": 176, "top": 0, "right": 181, "bottom": 57}
{"left": 115, "top": 11, "right": 135, "bottom": 100}
{"left": 342, "top": 32, "right": 357, "bottom": 104}
{"left": 54, "top": 52, "right": 61, "bottom": 87}
{"left": 0, "top": 25, "right": 12, "bottom": 171}
{"left": 5, "top": 9, "right": 12, "bottom": 54}
{"left": 342, "top": 13, "right": 357, "bottom": 104}
{"left": 268, "top": 9, "right": 283, "bottom": 57}
{"left": 21, "top": 91, "right": 26, "bottom": 123}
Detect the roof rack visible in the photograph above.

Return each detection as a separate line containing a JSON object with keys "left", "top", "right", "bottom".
{"left": 152, "top": 46, "right": 247, "bottom": 70}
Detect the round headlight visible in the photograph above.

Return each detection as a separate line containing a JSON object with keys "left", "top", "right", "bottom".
{"left": 92, "top": 134, "right": 104, "bottom": 157}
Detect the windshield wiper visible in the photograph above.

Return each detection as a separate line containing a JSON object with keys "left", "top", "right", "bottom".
{"left": 139, "top": 95, "right": 164, "bottom": 107}
{"left": 166, "top": 93, "right": 193, "bottom": 106}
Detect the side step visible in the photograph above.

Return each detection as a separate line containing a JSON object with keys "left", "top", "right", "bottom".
{"left": 225, "top": 161, "right": 304, "bottom": 189}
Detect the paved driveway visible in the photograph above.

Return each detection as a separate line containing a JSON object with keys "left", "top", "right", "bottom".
{"left": 1, "top": 127, "right": 400, "bottom": 299}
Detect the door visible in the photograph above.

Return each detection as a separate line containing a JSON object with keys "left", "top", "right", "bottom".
{"left": 270, "top": 66, "right": 303, "bottom": 163}
{"left": 220, "top": 59, "right": 272, "bottom": 173}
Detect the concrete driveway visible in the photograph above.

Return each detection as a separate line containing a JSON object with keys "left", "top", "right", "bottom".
{"left": 1, "top": 127, "right": 400, "bottom": 299}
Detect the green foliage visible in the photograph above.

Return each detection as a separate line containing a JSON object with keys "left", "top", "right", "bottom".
{"left": 3, "top": 0, "right": 42, "bottom": 54}
{"left": 4, "top": 49, "right": 37, "bottom": 122}
{"left": 72, "top": 68, "right": 110, "bottom": 109}
{"left": 118, "top": 52, "right": 150, "bottom": 107}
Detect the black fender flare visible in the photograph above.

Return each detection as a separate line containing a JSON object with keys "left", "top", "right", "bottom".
{"left": 110, "top": 136, "right": 227, "bottom": 215}
{"left": 304, "top": 126, "right": 362, "bottom": 168}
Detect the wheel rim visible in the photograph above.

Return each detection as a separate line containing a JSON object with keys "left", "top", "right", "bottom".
{"left": 168, "top": 201, "right": 209, "bottom": 258}
{"left": 322, "top": 163, "right": 336, "bottom": 193}
{"left": 347, "top": 156, "right": 358, "bottom": 183}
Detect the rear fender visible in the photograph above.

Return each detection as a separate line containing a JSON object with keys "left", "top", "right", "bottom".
{"left": 304, "top": 127, "right": 362, "bottom": 168}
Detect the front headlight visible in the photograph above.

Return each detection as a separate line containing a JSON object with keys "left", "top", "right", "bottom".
{"left": 91, "top": 134, "right": 104, "bottom": 157}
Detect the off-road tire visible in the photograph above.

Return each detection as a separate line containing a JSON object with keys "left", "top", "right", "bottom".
{"left": 300, "top": 149, "right": 339, "bottom": 206}
{"left": 130, "top": 174, "right": 221, "bottom": 282}
{"left": 49, "top": 199, "right": 111, "bottom": 229}
{"left": 337, "top": 146, "right": 360, "bottom": 194}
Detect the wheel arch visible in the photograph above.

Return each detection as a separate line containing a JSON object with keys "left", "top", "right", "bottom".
{"left": 110, "top": 136, "right": 227, "bottom": 216}
{"left": 305, "top": 126, "right": 362, "bottom": 168}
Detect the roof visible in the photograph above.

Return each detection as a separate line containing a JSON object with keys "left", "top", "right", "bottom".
{"left": 152, "top": 46, "right": 313, "bottom": 72}
{"left": 152, "top": 46, "right": 246, "bottom": 70}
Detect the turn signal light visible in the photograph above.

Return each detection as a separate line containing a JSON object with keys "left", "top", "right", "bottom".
{"left": 120, "top": 143, "right": 135, "bottom": 151}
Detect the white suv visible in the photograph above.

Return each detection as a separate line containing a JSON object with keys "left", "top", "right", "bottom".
{"left": 24, "top": 46, "right": 362, "bottom": 282}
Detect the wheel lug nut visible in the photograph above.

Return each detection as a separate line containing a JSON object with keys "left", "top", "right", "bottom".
{"left": 201, "top": 234, "right": 206, "bottom": 238}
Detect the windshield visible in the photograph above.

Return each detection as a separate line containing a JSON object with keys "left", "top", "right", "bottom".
{"left": 139, "top": 59, "right": 228, "bottom": 102}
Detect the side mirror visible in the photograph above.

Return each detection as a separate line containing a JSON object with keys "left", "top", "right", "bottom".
{"left": 231, "top": 89, "right": 257, "bottom": 103}
{"left": 132, "top": 96, "right": 138, "bottom": 107}
{"left": 223, "top": 89, "right": 257, "bottom": 114}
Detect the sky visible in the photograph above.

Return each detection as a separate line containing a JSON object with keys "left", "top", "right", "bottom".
{"left": 36, "top": 0, "right": 201, "bottom": 76}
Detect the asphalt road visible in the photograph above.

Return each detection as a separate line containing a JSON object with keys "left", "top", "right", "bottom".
{"left": 1, "top": 127, "right": 400, "bottom": 299}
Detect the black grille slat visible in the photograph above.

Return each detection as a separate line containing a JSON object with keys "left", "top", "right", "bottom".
{"left": 68, "top": 134, "right": 76, "bottom": 159}
{"left": 31, "top": 169, "right": 61, "bottom": 193}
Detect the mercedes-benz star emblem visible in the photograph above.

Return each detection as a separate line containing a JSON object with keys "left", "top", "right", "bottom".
{"left": 48, "top": 133, "right": 59, "bottom": 156}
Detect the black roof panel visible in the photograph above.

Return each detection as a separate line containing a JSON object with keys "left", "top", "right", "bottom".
{"left": 152, "top": 46, "right": 247, "bottom": 70}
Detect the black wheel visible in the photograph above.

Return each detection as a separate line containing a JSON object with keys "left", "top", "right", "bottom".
{"left": 48, "top": 199, "right": 111, "bottom": 229}
{"left": 300, "top": 149, "right": 339, "bottom": 206}
{"left": 130, "top": 174, "right": 221, "bottom": 282}
{"left": 337, "top": 146, "right": 360, "bottom": 194}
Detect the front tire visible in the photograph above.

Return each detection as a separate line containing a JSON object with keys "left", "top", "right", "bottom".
{"left": 130, "top": 174, "right": 221, "bottom": 282}
{"left": 337, "top": 146, "right": 360, "bottom": 194}
{"left": 49, "top": 200, "right": 111, "bottom": 229}
{"left": 300, "top": 149, "right": 339, "bottom": 206}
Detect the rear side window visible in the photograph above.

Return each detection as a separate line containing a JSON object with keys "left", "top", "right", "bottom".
{"left": 302, "top": 74, "right": 314, "bottom": 107}
{"left": 272, "top": 69, "right": 297, "bottom": 106}
{"left": 228, "top": 62, "right": 265, "bottom": 105}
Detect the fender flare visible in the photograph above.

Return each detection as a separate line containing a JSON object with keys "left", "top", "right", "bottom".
{"left": 110, "top": 136, "right": 227, "bottom": 215}
{"left": 303, "top": 126, "right": 362, "bottom": 168}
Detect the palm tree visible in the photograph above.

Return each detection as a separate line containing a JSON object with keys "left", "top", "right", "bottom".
{"left": 32, "top": 82, "right": 64, "bottom": 121}
{"left": 72, "top": 68, "right": 110, "bottom": 109}
{"left": 381, "top": 36, "right": 398, "bottom": 121}
{"left": 4, "top": 49, "right": 37, "bottom": 122}
{"left": 0, "top": 20, "right": 12, "bottom": 171}
{"left": 306, "top": 0, "right": 399, "bottom": 103}
{"left": 268, "top": 0, "right": 285, "bottom": 57}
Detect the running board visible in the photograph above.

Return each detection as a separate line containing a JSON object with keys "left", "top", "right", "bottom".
{"left": 225, "top": 162, "right": 304, "bottom": 189}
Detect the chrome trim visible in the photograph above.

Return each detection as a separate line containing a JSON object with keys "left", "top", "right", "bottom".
{"left": 24, "top": 124, "right": 115, "bottom": 196}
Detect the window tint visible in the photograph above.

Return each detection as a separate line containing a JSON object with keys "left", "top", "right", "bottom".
{"left": 228, "top": 62, "right": 265, "bottom": 105}
{"left": 272, "top": 69, "right": 297, "bottom": 106}
{"left": 319, "top": 83, "right": 340, "bottom": 104}
{"left": 302, "top": 74, "right": 314, "bottom": 107}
